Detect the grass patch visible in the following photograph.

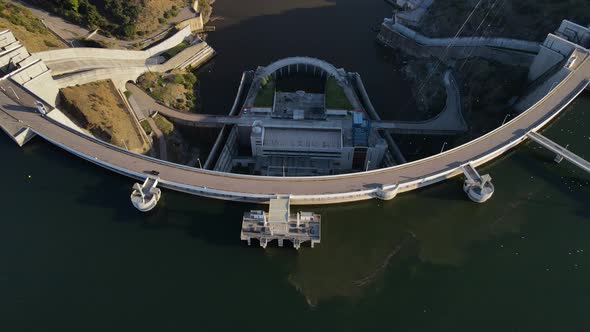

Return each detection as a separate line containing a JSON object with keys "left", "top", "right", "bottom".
{"left": 161, "top": 41, "right": 189, "bottom": 60}
{"left": 325, "top": 76, "right": 353, "bottom": 109}
{"left": 137, "top": 70, "right": 198, "bottom": 111}
{"left": 253, "top": 76, "right": 275, "bottom": 107}
{"left": 140, "top": 119, "right": 152, "bottom": 135}
{"left": 153, "top": 114, "right": 174, "bottom": 136}
{"left": 0, "top": 0, "right": 65, "bottom": 52}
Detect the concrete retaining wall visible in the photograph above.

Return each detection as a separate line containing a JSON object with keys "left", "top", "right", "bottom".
{"left": 176, "top": 16, "right": 204, "bottom": 32}
{"left": 378, "top": 21, "right": 540, "bottom": 66}
{"left": 34, "top": 26, "right": 192, "bottom": 62}
{"left": 54, "top": 67, "right": 147, "bottom": 89}
{"left": 0, "top": 44, "right": 29, "bottom": 72}
{"left": 0, "top": 30, "right": 17, "bottom": 48}
{"left": 20, "top": 70, "right": 59, "bottom": 105}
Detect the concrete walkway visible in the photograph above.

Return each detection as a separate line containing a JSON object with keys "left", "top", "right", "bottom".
{"left": 126, "top": 81, "right": 466, "bottom": 135}
{"left": 127, "top": 90, "right": 167, "bottom": 161}
{"left": 378, "top": 70, "right": 467, "bottom": 134}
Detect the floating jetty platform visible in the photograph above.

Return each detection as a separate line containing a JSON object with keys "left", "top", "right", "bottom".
{"left": 241, "top": 198, "right": 321, "bottom": 249}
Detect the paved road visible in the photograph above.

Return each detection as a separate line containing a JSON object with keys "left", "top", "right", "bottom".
{"left": 1, "top": 49, "right": 588, "bottom": 204}
{"left": 126, "top": 82, "right": 467, "bottom": 135}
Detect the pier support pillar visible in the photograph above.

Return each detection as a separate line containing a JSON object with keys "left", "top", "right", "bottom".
{"left": 554, "top": 144, "right": 568, "bottom": 163}
{"left": 375, "top": 184, "right": 399, "bottom": 200}
{"left": 463, "top": 175, "right": 495, "bottom": 203}
{"left": 130, "top": 177, "right": 161, "bottom": 212}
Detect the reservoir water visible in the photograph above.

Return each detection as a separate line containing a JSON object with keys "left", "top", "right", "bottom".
{"left": 1, "top": 0, "right": 590, "bottom": 330}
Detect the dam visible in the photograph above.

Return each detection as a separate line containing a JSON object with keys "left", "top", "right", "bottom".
{"left": 1, "top": 21, "right": 590, "bottom": 206}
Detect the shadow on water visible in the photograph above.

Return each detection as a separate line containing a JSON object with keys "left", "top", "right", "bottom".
{"left": 72, "top": 169, "right": 249, "bottom": 247}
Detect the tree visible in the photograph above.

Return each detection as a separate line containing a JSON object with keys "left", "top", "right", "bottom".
{"left": 62, "top": 0, "right": 79, "bottom": 12}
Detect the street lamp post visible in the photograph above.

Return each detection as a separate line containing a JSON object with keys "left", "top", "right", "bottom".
{"left": 502, "top": 114, "right": 511, "bottom": 126}
{"left": 440, "top": 141, "right": 448, "bottom": 154}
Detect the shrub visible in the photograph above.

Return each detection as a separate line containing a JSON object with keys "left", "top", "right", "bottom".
{"left": 44, "top": 40, "right": 58, "bottom": 47}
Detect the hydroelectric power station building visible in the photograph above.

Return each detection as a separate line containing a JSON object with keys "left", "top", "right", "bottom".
{"left": 208, "top": 58, "right": 391, "bottom": 176}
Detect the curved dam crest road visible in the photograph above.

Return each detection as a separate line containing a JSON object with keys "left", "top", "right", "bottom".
{"left": 1, "top": 56, "right": 589, "bottom": 204}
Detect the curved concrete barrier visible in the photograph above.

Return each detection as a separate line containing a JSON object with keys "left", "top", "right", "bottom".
{"left": 34, "top": 26, "right": 192, "bottom": 62}
{"left": 387, "top": 20, "right": 540, "bottom": 52}
{"left": 1, "top": 50, "right": 588, "bottom": 205}
{"left": 260, "top": 57, "right": 344, "bottom": 81}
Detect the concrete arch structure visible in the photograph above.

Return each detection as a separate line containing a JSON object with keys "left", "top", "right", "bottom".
{"left": 259, "top": 57, "right": 345, "bottom": 81}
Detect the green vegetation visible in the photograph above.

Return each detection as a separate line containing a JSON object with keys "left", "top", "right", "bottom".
{"left": 163, "top": 6, "right": 179, "bottom": 19}
{"left": 161, "top": 41, "right": 189, "bottom": 60}
{"left": 140, "top": 119, "right": 152, "bottom": 135}
{"left": 43, "top": 40, "right": 58, "bottom": 47}
{"left": 325, "top": 76, "right": 353, "bottom": 110}
{"left": 25, "top": 0, "right": 140, "bottom": 38}
{"left": 153, "top": 114, "right": 173, "bottom": 136}
{"left": 253, "top": 76, "right": 275, "bottom": 107}
{"left": 137, "top": 70, "right": 198, "bottom": 111}
{"left": 0, "top": 0, "right": 65, "bottom": 52}
{"left": 0, "top": 0, "right": 45, "bottom": 33}
{"left": 23, "top": 0, "right": 186, "bottom": 39}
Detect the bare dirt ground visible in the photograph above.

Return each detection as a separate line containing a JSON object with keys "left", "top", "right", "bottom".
{"left": 59, "top": 80, "right": 149, "bottom": 154}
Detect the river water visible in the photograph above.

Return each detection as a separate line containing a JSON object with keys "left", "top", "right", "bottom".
{"left": 1, "top": 0, "right": 590, "bottom": 331}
